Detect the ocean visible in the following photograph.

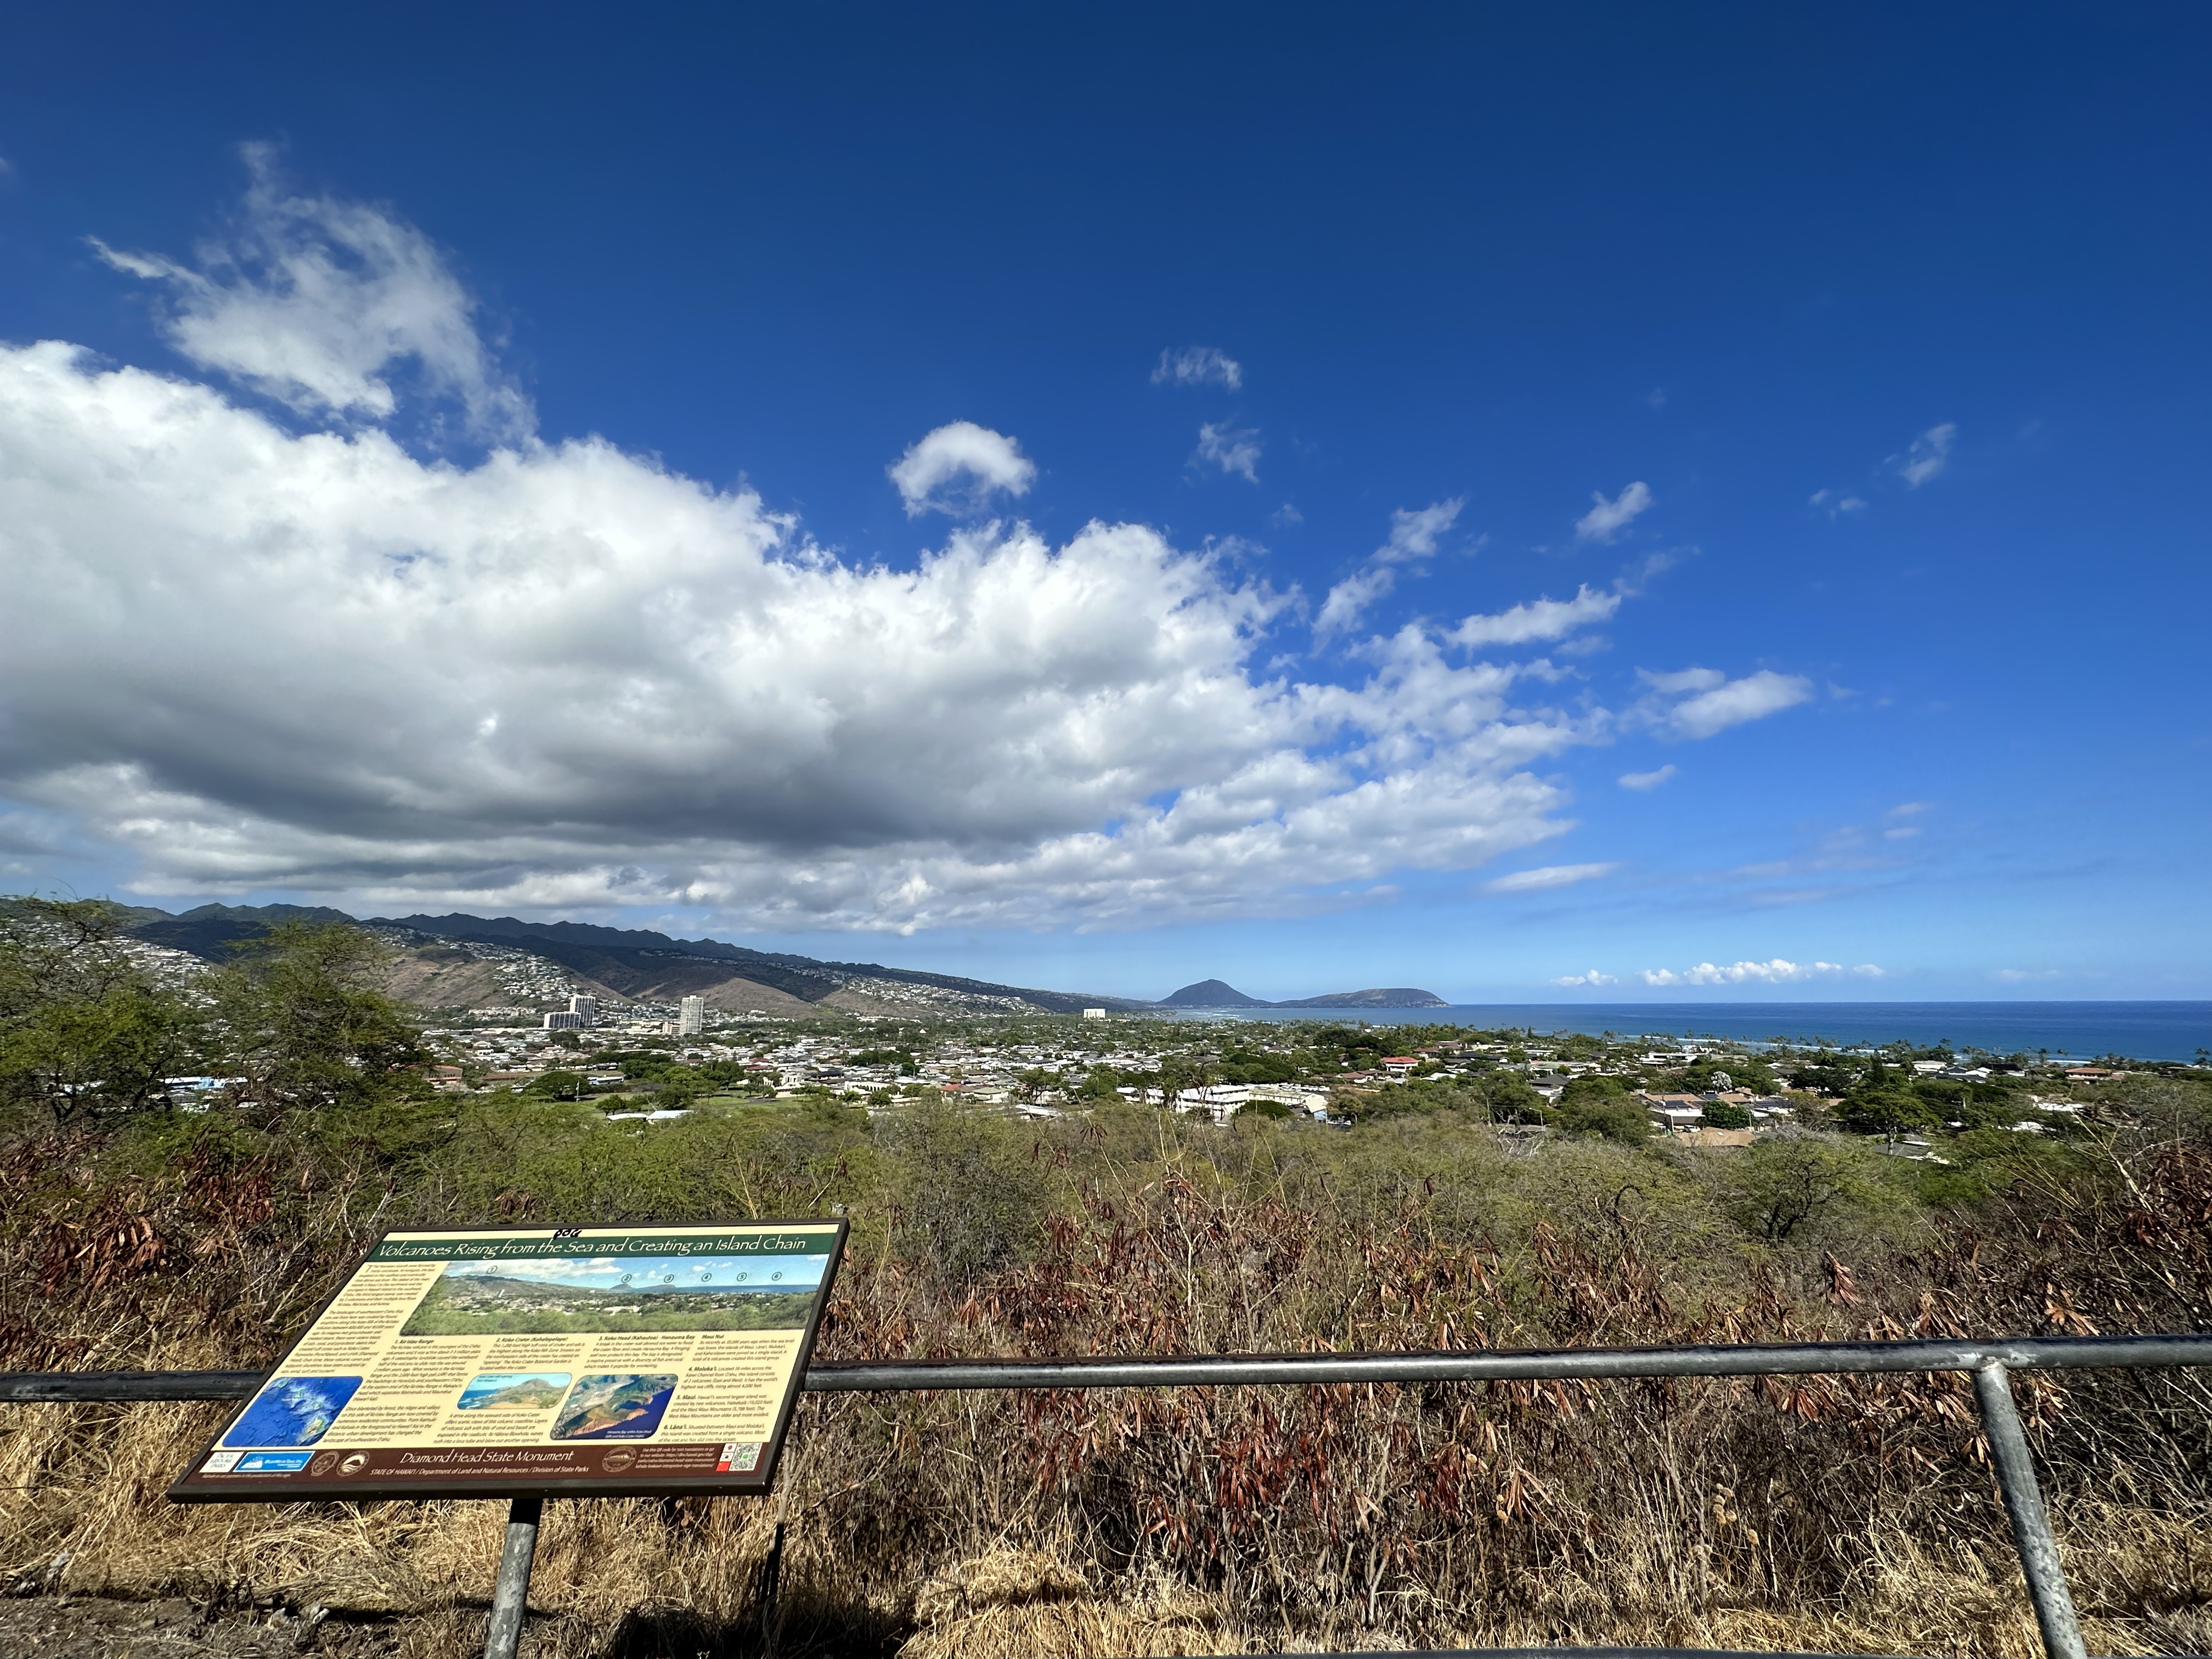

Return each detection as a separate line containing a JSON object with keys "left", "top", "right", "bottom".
{"left": 1158, "top": 1001, "right": 2212, "bottom": 1062}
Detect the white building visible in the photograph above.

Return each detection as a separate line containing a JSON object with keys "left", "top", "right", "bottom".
{"left": 568, "top": 994, "right": 599, "bottom": 1027}
{"left": 1081, "top": 1007, "right": 1108, "bottom": 1020}
{"left": 679, "top": 995, "right": 707, "bottom": 1036}
{"left": 542, "top": 1011, "right": 585, "bottom": 1031}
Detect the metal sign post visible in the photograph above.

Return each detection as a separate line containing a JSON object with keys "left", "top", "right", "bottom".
{"left": 482, "top": 1498, "right": 543, "bottom": 1659}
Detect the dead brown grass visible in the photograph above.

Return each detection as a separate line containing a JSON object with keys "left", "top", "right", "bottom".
{"left": 2, "top": 1122, "right": 2210, "bottom": 1658}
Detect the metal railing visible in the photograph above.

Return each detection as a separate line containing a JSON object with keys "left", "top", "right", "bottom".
{"left": 8, "top": 1331, "right": 2212, "bottom": 1659}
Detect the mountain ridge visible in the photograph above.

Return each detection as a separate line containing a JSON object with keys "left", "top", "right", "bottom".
{"left": 109, "top": 903, "right": 1449, "bottom": 1013}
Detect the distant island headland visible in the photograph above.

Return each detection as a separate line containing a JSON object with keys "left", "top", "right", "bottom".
{"left": 1161, "top": 979, "right": 1449, "bottom": 1010}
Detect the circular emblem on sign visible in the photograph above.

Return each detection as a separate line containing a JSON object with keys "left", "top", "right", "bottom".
{"left": 601, "top": 1448, "right": 637, "bottom": 1472}
{"left": 307, "top": 1452, "right": 338, "bottom": 1476}
{"left": 338, "top": 1453, "right": 369, "bottom": 1476}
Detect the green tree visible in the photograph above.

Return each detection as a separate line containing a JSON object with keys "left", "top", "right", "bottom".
{"left": 209, "top": 921, "right": 426, "bottom": 1119}
{"left": 528, "top": 1069, "right": 589, "bottom": 1101}
{"left": 1554, "top": 1080, "right": 1649, "bottom": 1143}
{"left": 1718, "top": 1134, "right": 1910, "bottom": 1246}
{"left": 1701, "top": 1101, "right": 1753, "bottom": 1129}
{"left": 877, "top": 1096, "right": 1046, "bottom": 1289}
{"left": 0, "top": 898, "right": 213, "bottom": 1124}
{"left": 1832, "top": 1081, "right": 1942, "bottom": 1138}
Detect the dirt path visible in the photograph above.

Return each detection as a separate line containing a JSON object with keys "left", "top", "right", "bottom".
{"left": 0, "top": 1596, "right": 402, "bottom": 1658}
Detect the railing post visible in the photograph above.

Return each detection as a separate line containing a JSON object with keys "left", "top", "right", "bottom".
{"left": 482, "top": 1497, "right": 543, "bottom": 1659}
{"left": 1973, "top": 1361, "right": 2086, "bottom": 1659}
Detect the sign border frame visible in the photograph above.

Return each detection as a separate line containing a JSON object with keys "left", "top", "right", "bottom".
{"left": 167, "top": 1216, "right": 848, "bottom": 1503}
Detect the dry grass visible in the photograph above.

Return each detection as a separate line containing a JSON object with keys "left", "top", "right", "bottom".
{"left": 2, "top": 1121, "right": 2210, "bottom": 1657}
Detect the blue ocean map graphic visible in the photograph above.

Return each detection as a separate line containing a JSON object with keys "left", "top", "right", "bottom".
{"left": 222, "top": 1375, "right": 363, "bottom": 1448}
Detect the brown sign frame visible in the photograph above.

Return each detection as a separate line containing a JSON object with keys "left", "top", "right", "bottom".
{"left": 169, "top": 1217, "right": 846, "bottom": 1502}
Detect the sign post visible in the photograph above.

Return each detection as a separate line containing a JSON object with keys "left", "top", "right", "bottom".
{"left": 168, "top": 1220, "right": 845, "bottom": 1656}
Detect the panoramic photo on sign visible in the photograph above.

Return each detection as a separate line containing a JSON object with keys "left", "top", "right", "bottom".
{"left": 170, "top": 1221, "right": 845, "bottom": 1501}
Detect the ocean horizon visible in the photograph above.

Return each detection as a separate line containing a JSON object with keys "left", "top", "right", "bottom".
{"left": 1161, "top": 1000, "right": 2212, "bottom": 1062}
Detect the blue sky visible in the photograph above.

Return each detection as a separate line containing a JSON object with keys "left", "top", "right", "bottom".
{"left": 0, "top": 3, "right": 2205, "bottom": 1001}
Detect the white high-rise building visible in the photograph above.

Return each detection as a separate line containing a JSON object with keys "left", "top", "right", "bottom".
{"left": 568, "top": 995, "right": 598, "bottom": 1027}
{"left": 679, "top": 995, "right": 707, "bottom": 1036}
{"left": 542, "top": 1011, "right": 585, "bottom": 1031}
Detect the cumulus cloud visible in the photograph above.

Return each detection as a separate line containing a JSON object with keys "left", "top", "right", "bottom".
{"left": 91, "top": 145, "right": 531, "bottom": 442}
{"left": 1152, "top": 347, "right": 1242, "bottom": 391}
{"left": 1485, "top": 862, "right": 1618, "bottom": 893}
{"left": 1638, "top": 960, "right": 1883, "bottom": 986}
{"left": 888, "top": 421, "right": 1036, "bottom": 517}
{"left": 1575, "top": 480, "right": 1652, "bottom": 543}
{"left": 1810, "top": 488, "right": 1867, "bottom": 517}
{"left": 4, "top": 171, "right": 1819, "bottom": 935}
{"left": 1618, "top": 764, "right": 1677, "bottom": 791}
{"left": 1550, "top": 969, "right": 1618, "bottom": 988}
{"left": 1452, "top": 584, "right": 1620, "bottom": 648}
{"left": 1891, "top": 422, "right": 1956, "bottom": 487}
{"left": 1636, "top": 667, "right": 1814, "bottom": 740}
{"left": 0, "top": 334, "right": 1606, "bottom": 932}
{"left": 1194, "top": 421, "right": 1261, "bottom": 482}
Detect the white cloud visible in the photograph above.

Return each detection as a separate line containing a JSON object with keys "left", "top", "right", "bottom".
{"left": 1379, "top": 499, "right": 1464, "bottom": 562}
{"left": 0, "top": 336, "right": 1614, "bottom": 932}
{"left": 1314, "top": 499, "right": 1464, "bottom": 636}
{"left": 1575, "top": 480, "right": 1652, "bottom": 543}
{"left": 1270, "top": 503, "right": 1304, "bottom": 527}
{"left": 1618, "top": 764, "right": 1677, "bottom": 791}
{"left": 1451, "top": 584, "right": 1620, "bottom": 648}
{"left": 1891, "top": 422, "right": 1956, "bottom": 488}
{"left": 1194, "top": 421, "right": 1261, "bottom": 482}
{"left": 91, "top": 145, "right": 530, "bottom": 442}
{"left": 888, "top": 421, "right": 1036, "bottom": 517}
{"left": 1994, "top": 968, "right": 2062, "bottom": 983}
{"left": 1485, "top": 862, "right": 1618, "bottom": 893}
{"left": 1810, "top": 488, "right": 1867, "bottom": 517}
{"left": 1638, "top": 958, "right": 1881, "bottom": 986}
{"left": 1550, "top": 969, "right": 1618, "bottom": 988}
{"left": 1152, "top": 347, "right": 1242, "bottom": 391}
{"left": 1315, "top": 566, "right": 1396, "bottom": 636}
{"left": 1637, "top": 667, "right": 1814, "bottom": 740}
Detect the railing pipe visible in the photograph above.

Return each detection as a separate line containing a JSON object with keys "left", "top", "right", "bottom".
{"left": 3, "top": 1332, "right": 2209, "bottom": 1403}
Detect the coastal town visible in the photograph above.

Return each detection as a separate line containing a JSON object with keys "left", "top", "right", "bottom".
{"left": 312, "top": 991, "right": 2153, "bottom": 1155}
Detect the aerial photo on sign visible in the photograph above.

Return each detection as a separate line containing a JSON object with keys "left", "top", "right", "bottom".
{"left": 400, "top": 1254, "right": 822, "bottom": 1336}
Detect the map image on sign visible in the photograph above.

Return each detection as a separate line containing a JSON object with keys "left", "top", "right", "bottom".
{"left": 170, "top": 1220, "right": 845, "bottom": 1502}
{"left": 221, "top": 1376, "right": 364, "bottom": 1448}
{"left": 400, "top": 1253, "right": 825, "bottom": 1337}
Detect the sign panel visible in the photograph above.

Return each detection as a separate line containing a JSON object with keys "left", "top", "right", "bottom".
{"left": 170, "top": 1220, "right": 845, "bottom": 1501}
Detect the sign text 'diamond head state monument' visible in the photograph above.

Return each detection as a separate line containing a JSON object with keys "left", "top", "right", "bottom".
{"left": 170, "top": 1221, "right": 845, "bottom": 1501}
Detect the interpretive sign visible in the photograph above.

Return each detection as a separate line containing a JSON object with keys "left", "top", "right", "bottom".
{"left": 170, "top": 1220, "right": 845, "bottom": 1501}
